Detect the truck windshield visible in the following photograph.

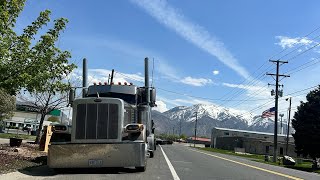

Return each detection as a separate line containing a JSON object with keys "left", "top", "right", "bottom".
{"left": 88, "top": 92, "right": 136, "bottom": 105}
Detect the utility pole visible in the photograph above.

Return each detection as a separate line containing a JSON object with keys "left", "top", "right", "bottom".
{"left": 279, "top": 114, "right": 284, "bottom": 134}
{"left": 194, "top": 111, "right": 198, "bottom": 148}
{"left": 179, "top": 119, "right": 182, "bottom": 136}
{"left": 267, "top": 60, "right": 290, "bottom": 162}
{"left": 285, "top": 97, "right": 292, "bottom": 155}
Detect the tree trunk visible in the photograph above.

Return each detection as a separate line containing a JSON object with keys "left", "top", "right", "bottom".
{"left": 34, "top": 112, "right": 46, "bottom": 144}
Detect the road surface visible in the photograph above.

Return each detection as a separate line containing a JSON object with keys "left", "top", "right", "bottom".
{"left": 1, "top": 143, "right": 319, "bottom": 180}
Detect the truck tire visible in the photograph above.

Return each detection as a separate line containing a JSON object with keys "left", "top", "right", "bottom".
{"left": 149, "top": 151, "right": 154, "bottom": 158}
{"left": 136, "top": 166, "right": 146, "bottom": 172}
{"left": 136, "top": 159, "right": 147, "bottom": 172}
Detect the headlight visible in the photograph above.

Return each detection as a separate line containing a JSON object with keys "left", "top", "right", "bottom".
{"left": 125, "top": 124, "right": 144, "bottom": 133}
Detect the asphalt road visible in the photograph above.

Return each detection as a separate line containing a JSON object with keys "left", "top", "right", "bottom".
{"left": 1, "top": 143, "right": 320, "bottom": 180}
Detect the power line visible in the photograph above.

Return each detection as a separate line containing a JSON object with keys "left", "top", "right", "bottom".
{"left": 224, "top": 37, "right": 320, "bottom": 105}
{"left": 284, "top": 56, "right": 320, "bottom": 75}
{"left": 157, "top": 87, "right": 271, "bottom": 102}
{"left": 222, "top": 26, "right": 320, "bottom": 96}
{"left": 219, "top": 26, "right": 320, "bottom": 104}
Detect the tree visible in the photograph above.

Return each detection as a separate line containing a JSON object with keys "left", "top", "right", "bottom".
{"left": 19, "top": 82, "right": 70, "bottom": 143}
{"left": 47, "top": 116, "right": 60, "bottom": 123}
{"left": 292, "top": 85, "right": 320, "bottom": 168}
{"left": 0, "top": 88, "right": 15, "bottom": 131}
{"left": 0, "top": 0, "right": 75, "bottom": 95}
{"left": 1, "top": 0, "right": 76, "bottom": 143}
{"left": 179, "top": 134, "right": 187, "bottom": 140}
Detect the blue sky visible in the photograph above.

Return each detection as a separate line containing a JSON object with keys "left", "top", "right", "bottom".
{"left": 17, "top": 0, "right": 320, "bottom": 114}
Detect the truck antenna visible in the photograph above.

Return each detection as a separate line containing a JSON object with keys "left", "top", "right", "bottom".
{"left": 110, "top": 69, "right": 115, "bottom": 84}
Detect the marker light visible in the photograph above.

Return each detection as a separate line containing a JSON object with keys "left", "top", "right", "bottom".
{"left": 104, "top": 82, "right": 108, "bottom": 85}
{"left": 98, "top": 82, "right": 102, "bottom": 85}
{"left": 51, "top": 125, "right": 67, "bottom": 132}
{"left": 125, "top": 124, "right": 144, "bottom": 133}
{"left": 93, "top": 82, "right": 97, "bottom": 86}
{"left": 118, "top": 82, "right": 121, "bottom": 85}
{"left": 129, "top": 82, "right": 133, "bottom": 86}
{"left": 124, "top": 82, "right": 128, "bottom": 85}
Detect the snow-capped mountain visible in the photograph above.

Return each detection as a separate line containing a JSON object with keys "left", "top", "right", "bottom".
{"left": 164, "top": 104, "right": 255, "bottom": 125}
{"left": 151, "top": 104, "right": 287, "bottom": 137}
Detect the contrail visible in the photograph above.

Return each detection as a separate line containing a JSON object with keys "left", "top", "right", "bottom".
{"left": 131, "top": 0, "right": 251, "bottom": 79}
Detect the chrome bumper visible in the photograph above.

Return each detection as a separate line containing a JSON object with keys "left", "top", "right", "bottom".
{"left": 48, "top": 143, "right": 146, "bottom": 168}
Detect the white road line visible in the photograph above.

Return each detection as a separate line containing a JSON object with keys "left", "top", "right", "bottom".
{"left": 159, "top": 145, "right": 180, "bottom": 180}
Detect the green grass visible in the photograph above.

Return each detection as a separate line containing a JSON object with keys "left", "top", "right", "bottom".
{"left": 199, "top": 147, "right": 265, "bottom": 160}
{"left": 198, "top": 147, "right": 320, "bottom": 174}
{"left": 0, "top": 133, "right": 36, "bottom": 141}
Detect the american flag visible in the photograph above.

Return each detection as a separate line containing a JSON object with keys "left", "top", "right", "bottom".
{"left": 261, "top": 107, "right": 276, "bottom": 118}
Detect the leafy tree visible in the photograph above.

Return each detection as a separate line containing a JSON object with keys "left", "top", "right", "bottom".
{"left": 1, "top": 0, "right": 76, "bottom": 143}
{"left": 0, "top": 88, "right": 15, "bottom": 131}
{"left": 179, "top": 134, "right": 187, "bottom": 140}
{"left": 292, "top": 85, "right": 320, "bottom": 168}
{"left": 47, "top": 116, "right": 60, "bottom": 123}
{"left": 0, "top": 0, "right": 76, "bottom": 95}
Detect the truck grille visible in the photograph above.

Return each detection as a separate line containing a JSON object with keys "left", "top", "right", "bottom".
{"left": 75, "top": 103, "right": 119, "bottom": 140}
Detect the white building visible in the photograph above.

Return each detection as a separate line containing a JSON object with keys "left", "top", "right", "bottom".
{"left": 211, "top": 127, "right": 296, "bottom": 157}
{"left": 4, "top": 101, "right": 70, "bottom": 130}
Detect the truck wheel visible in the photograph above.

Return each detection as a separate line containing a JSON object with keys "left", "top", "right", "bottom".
{"left": 136, "top": 166, "right": 146, "bottom": 172}
{"left": 149, "top": 151, "right": 154, "bottom": 158}
{"left": 136, "top": 159, "right": 147, "bottom": 172}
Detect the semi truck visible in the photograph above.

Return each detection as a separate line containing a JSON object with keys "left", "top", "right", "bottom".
{"left": 47, "top": 57, "right": 156, "bottom": 172}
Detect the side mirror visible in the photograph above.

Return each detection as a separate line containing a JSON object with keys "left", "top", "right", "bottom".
{"left": 69, "top": 89, "right": 75, "bottom": 106}
{"left": 150, "top": 88, "right": 156, "bottom": 107}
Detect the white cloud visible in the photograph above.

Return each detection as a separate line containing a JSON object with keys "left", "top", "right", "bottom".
{"left": 69, "top": 68, "right": 145, "bottom": 87}
{"left": 222, "top": 82, "right": 264, "bottom": 91}
{"left": 131, "top": 0, "right": 250, "bottom": 79}
{"left": 69, "top": 36, "right": 215, "bottom": 87}
{"left": 156, "top": 60, "right": 180, "bottom": 80}
{"left": 275, "top": 36, "right": 313, "bottom": 49}
{"left": 181, "top": 76, "right": 213, "bottom": 87}
{"left": 152, "top": 100, "right": 168, "bottom": 112}
{"left": 212, "top": 70, "right": 219, "bottom": 75}
{"left": 91, "top": 69, "right": 145, "bottom": 83}
{"left": 157, "top": 96, "right": 183, "bottom": 107}
{"left": 173, "top": 97, "right": 213, "bottom": 106}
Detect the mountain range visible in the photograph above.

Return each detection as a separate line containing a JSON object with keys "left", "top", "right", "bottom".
{"left": 152, "top": 104, "right": 290, "bottom": 137}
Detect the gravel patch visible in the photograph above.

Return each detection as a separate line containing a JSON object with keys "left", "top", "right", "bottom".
{"left": 0, "top": 143, "right": 47, "bottom": 174}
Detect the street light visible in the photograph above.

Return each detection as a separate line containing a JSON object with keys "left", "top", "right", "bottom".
{"left": 285, "top": 97, "right": 292, "bottom": 155}
{"left": 279, "top": 114, "right": 284, "bottom": 134}
{"left": 193, "top": 111, "right": 198, "bottom": 148}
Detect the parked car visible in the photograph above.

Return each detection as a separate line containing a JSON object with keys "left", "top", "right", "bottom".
{"left": 156, "top": 139, "right": 173, "bottom": 145}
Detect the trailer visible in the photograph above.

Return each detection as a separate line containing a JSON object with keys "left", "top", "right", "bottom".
{"left": 47, "top": 58, "right": 156, "bottom": 172}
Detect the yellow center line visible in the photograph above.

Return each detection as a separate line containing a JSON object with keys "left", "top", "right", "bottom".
{"left": 189, "top": 149, "right": 303, "bottom": 180}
